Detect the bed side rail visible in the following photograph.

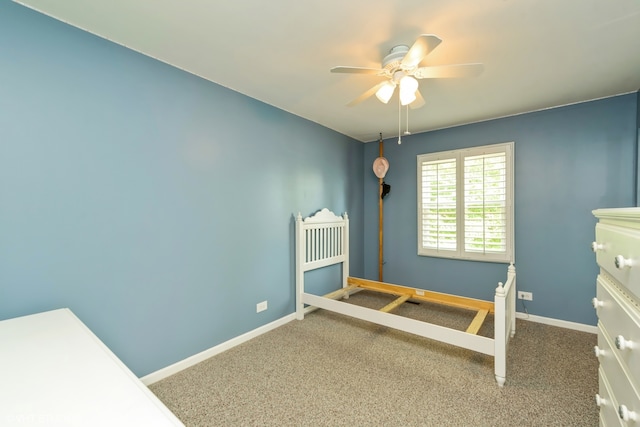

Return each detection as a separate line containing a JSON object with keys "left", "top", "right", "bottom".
{"left": 301, "top": 292, "right": 495, "bottom": 356}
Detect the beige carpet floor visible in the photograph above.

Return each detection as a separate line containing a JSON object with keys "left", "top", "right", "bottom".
{"left": 150, "top": 291, "right": 599, "bottom": 426}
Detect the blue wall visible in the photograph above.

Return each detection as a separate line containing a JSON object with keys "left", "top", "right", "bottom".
{"left": 2, "top": 1, "right": 637, "bottom": 379}
{"left": 363, "top": 94, "right": 637, "bottom": 325}
{"left": 0, "top": 2, "right": 364, "bottom": 377}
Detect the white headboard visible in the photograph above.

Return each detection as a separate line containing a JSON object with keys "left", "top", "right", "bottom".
{"left": 295, "top": 208, "right": 349, "bottom": 319}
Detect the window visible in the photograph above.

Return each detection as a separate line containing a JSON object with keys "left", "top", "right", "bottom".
{"left": 417, "top": 142, "right": 514, "bottom": 263}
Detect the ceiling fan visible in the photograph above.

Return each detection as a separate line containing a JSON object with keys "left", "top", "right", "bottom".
{"left": 331, "top": 34, "right": 483, "bottom": 109}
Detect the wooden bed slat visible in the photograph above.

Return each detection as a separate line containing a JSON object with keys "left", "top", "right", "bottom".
{"left": 347, "top": 277, "right": 495, "bottom": 313}
{"left": 323, "top": 285, "right": 358, "bottom": 300}
{"left": 379, "top": 295, "right": 410, "bottom": 313}
{"left": 465, "top": 309, "right": 489, "bottom": 335}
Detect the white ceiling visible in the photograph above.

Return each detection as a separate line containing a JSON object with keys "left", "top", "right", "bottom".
{"left": 14, "top": 0, "right": 640, "bottom": 142}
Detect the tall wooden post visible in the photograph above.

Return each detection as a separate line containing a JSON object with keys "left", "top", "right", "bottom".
{"left": 378, "top": 136, "right": 384, "bottom": 282}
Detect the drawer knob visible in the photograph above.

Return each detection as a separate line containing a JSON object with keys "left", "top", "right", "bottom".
{"left": 591, "top": 242, "right": 604, "bottom": 252}
{"left": 619, "top": 404, "right": 638, "bottom": 422}
{"left": 614, "top": 254, "right": 633, "bottom": 269}
{"left": 592, "top": 297, "right": 603, "bottom": 309}
{"left": 594, "top": 345, "right": 605, "bottom": 357}
{"left": 615, "top": 335, "right": 633, "bottom": 351}
{"left": 595, "top": 393, "right": 607, "bottom": 407}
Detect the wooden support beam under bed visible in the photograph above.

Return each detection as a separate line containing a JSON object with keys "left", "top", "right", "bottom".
{"left": 322, "top": 278, "right": 495, "bottom": 335}
{"left": 323, "top": 285, "right": 358, "bottom": 300}
{"left": 347, "top": 277, "right": 495, "bottom": 313}
{"left": 379, "top": 295, "right": 411, "bottom": 313}
{"left": 465, "top": 309, "right": 489, "bottom": 335}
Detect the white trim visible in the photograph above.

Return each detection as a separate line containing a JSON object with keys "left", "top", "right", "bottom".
{"left": 140, "top": 314, "right": 296, "bottom": 385}
{"left": 516, "top": 312, "right": 597, "bottom": 334}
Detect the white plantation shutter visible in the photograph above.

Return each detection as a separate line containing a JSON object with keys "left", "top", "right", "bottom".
{"left": 417, "top": 142, "right": 513, "bottom": 263}
{"left": 464, "top": 152, "right": 507, "bottom": 254}
{"left": 420, "top": 158, "right": 457, "bottom": 251}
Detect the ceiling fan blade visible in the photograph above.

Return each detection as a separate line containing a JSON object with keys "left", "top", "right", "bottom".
{"left": 400, "top": 34, "right": 442, "bottom": 69}
{"left": 347, "top": 81, "right": 390, "bottom": 106}
{"left": 331, "top": 66, "right": 385, "bottom": 75}
{"left": 414, "top": 63, "right": 484, "bottom": 79}
{"left": 410, "top": 90, "right": 425, "bottom": 109}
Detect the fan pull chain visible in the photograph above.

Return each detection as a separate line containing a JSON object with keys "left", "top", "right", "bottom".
{"left": 405, "top": 104, "right": 411, "bottom": 136}
{"left": 406, "top": 105, "right": 409, "bottom": 134}
{"left": 397, "top": 94, "right": 402, "bottom": 145}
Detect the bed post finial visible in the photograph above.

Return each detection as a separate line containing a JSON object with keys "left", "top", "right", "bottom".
{"left": 343, "top": 212, "right": 349, "bottom": 220}
{"left": 495, "top": 282, "right": 505, "bottom": 297}
{"left": 296, "top": 212, "right": 302, "bottom": 222}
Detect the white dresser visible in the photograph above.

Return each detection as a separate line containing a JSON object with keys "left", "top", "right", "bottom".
{"left": 592, "top": 208, "right": 640, "bottom": 426}
{"left": 0, "top": 308, "right": 184, "bottom": 426}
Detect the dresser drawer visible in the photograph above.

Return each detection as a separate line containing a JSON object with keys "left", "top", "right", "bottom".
{"left": 596, "top": 327, "right": 640, "bottom": 424}
{"left": 595, "top": 276, "right": 640, "bottom": 391}
{"left": 594, "top": 223, "right": 640, "bottom": 300}
{"left": 598, "top": 368, "right": 624, "bottom": 427}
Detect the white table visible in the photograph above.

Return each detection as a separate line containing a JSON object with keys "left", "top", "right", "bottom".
{"left": 0, "top": 308, "right": 183, "bottom": 426}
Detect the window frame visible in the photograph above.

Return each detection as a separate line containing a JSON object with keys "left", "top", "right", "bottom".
{"left": 416, "top": 142, "right": 514, "bottom": 263}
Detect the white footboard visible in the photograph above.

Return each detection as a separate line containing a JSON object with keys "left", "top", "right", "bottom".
{"left": 493, "top": 263, "right": 516, "bottom": 387}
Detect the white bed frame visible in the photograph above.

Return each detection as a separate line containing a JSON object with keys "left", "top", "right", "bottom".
{"left": 295, "top": 208, "right": 517, "bottom": 387}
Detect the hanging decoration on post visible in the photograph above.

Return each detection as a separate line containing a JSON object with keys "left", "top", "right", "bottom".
{"left": 381, "top": 181, "right": 391, "bottom": 199}
{"left": 372, "top": 140, "right": 391, "bottom": 201}
{"left": 372, "top": 156, "right": 389, "bottom": 179}
{"left": 373, "top": 153, "right": 391, "bottom": 199}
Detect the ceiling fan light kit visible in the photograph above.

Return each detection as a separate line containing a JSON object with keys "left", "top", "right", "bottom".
{"left": 331, "top": 34, "right": 483, "bottom": 109}
{"left": 399, "top": 75, "right": 418, "bottom": 105}
{"left": 375, "top": 81, "right": 396, "bottom": 104}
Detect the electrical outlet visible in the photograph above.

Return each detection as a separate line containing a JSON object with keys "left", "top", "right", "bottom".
{"left": 256, "top": 301, "right": 268, "bottom": 313}
{"left": 517, "top": 291, "right": 533, "bottom": 301}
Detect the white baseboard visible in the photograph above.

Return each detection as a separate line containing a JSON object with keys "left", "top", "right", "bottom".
{"left": 516, "top": 311, "right": 597, "bottom": 334}
{"left": 141, "top": 309, "right": 596, "bottom": 385}
{"left": 141, "top": 313, "right": 297, "bottom": 385}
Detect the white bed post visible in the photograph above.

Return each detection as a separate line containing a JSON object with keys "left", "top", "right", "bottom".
{"left": 342, "top": 212, "right": 349, "bottom": 289}
{"left": 494, "top": 262, "right": 516, "bottom": 387}
{"left": 295, "top": 212, "right": 305, "bottom": 320}
{"left": 508, "top": 263, "right": 516, "bottom": 338}
{"left": 494, "top": 280, "right": 507, "bottom": 387}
